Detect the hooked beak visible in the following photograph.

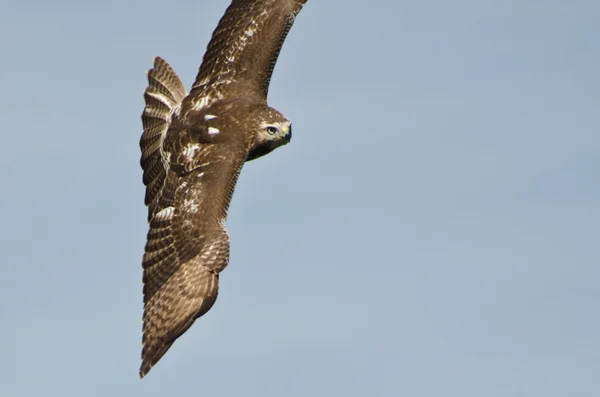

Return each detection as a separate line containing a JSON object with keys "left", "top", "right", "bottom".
{"left": 283, "top": 125, "right": 292, "bottom": 142}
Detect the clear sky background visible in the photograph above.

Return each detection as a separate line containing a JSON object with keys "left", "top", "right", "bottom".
{"left": 1, "top": 0, "right": 599, "bottom": 396}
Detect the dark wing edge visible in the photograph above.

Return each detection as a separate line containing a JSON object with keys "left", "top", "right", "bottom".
{"left": 140, "top": 246, "right": 220, "bottom": 378}
{"left": 139, "top": 144, "right": 248, "bottom": 378}
{"left": 190, "top": 0, "right": 307, "bottom": 100}
{"left": 140, "top": 57, "right": 187, "bottom": 220}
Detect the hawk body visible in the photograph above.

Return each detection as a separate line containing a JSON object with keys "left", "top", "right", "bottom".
{"left": 138, "top": 0, "right": 306, "bottom": 378}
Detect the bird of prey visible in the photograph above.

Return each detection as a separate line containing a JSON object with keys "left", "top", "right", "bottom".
{"left": 138, "top": 0, "right": 307, "bottom": 378}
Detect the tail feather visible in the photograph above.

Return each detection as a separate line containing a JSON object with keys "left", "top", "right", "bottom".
{"left": 140, "top": 57, "right": 187, "bottom": 219}
{"left": 146, "top": 57, "right": 186, "bottom": 104}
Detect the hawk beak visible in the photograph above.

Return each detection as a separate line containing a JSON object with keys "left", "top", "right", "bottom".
{"left": 283, "top": 126, "right": 292, "bottom": 142}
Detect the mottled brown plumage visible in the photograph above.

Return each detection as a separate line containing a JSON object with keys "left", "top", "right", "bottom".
{"left": 138, "top": 0, "right": 307, "bottom": 378}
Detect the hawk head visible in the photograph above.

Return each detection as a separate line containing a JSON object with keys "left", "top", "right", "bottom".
{"left": 183, "top": 101, "right": 292, "bottom": 162}
{"left": 246, "top": 105, "right": 292, "bottom": 161}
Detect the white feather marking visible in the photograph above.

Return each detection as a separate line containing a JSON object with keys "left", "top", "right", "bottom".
{"left": 154, "top": 206, "right": 174, "bottom": 221}
{"left": 193, "top": 96, "right": 210, "bottom": 110}
{"left": 201, "top": 241, "right": 220, "bottom": 259}
{"left": 195, "top": 77, "right": 210, "bottom": 87}
{"left": 204, "top": 114, "right": 217, "bottom": 120}
{"left": 172, "top": 104, "right": 181, "bottom": 116}
{"left": 182, "top": 144, "right": 200, "bottom": 161}
{"left": 183, "top": 198, "right": 199, "bottom": 213}
{"left": 208, "top": 127, "right": 220, "bottom": 135}
{"left": 145, "top": 90, "right": 174, "bottom": 107}
{"left": 245, "top": 23, "right": 258, "bottom": 37}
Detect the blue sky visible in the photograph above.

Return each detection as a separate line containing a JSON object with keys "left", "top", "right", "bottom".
{"left": 2, "top": 0, "right": 599, "bottom": 396}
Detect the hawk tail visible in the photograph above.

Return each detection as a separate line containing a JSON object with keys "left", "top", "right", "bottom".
{"left": 140, "top": 57, "right": 186, "bottom": 164}
{"left": 140, "top": 57, "right": 187, "bottom": 215}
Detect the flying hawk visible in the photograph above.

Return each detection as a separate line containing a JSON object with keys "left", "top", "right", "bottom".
{"left": 138, "top": 0, "right": 307, "bottom": 378}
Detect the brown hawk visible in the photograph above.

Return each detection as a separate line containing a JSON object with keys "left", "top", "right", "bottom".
{"left": 138, "top": 0, "right": 307, "bottom": 378}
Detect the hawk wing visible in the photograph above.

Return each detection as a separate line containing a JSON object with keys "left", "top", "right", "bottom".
{"left": 189, "top": 0, "right": 307, "bottom": 102}
{"left": 139, "top": 129, "right": 247, "bottom": 378}
{"left": 140, "top": 59, "right": 249, "bottom": 377}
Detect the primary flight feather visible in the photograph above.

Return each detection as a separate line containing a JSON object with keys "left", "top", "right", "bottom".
{"left": 138, "top": 0, "right": 307, "bottom": 378}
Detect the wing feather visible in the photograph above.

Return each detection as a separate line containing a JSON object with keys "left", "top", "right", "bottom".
{"left": 140, "top": 258, "right": 219, "bottom": 378}
{"left": 189, "top": 0, "right": 307, "bottom": 102}
{"left": 139, "top": 141, "right": 247, "bottom": 378}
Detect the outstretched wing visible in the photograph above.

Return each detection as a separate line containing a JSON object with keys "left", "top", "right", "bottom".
{"left": 140, "top": 134, "right": 248, "bottom": 378}
{"left": 139, "top": 0, "right": 308, "bottom": 378}
{"left": 190, "top": 0, "right": 307, "bottom": 102}
{"left": 140, "top": 57, "right": 187, "bottom": 220}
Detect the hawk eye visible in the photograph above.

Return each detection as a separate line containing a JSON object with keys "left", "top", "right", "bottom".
{"left": 266, "top": 126, "right": 279, "bottom": 135}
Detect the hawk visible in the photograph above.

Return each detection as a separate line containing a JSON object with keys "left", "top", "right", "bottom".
{"left": 138, "top": 0, "right": 307, "bottom": 378}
